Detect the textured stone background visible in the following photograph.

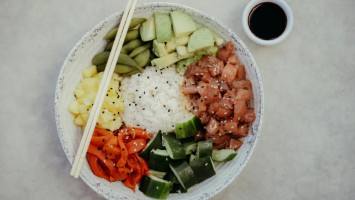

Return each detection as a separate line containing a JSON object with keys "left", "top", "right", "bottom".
{"left": 0, "top": 0, "right": 354, "bottom": 199}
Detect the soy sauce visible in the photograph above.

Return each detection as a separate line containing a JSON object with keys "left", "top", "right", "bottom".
{"left": 248, "top": 2, "right": 287, "bottom": 40}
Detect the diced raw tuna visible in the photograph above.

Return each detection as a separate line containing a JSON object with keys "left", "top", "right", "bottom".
{"left": 242, "top": 108, "right": 256, "bottom": 123}
{"left": 227, "top": 139, "right": 243, "bottom": 151}
{"left": 206, "top": 118, "right": 219, "bottom": 135}
{"left": 236, "top": 65, "right": 246, "bottom": 80}
{"left": 228, "top": 53, "right": 239, "bottom": 65}
{"left": 221, "top": 63, "right": 238, "bottom": 86}
{"left": 234, "top": 100, "right": 246, "bottom": 121}
{"left": 231, "top": 79, "right": 252, "bottom": 90}
{"left": 235, "top": 89, "right": 252, "bottom": 101}
{"left": 181, "top": 85, "right": 198, "bottom": 95}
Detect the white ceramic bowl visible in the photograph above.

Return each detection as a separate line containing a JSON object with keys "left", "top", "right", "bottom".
{"left": 242, "top": 0, "right": 293, "bottom": 45}
{"left": 55, "top": 2, "right": 264, "bottom": 200}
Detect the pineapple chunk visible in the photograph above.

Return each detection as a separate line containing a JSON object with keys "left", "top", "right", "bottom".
{"left": 81, "top": 111, "right": 89, "bottom": 122}
{"left": 74, "top": 88, "right": 85, "bottom": 98}
{"left": 68, "top": 100, "right": 82, "bottom": 114}
{"left": 74, "top": 115, "right": 85, "bottom": 126}
{"left": 77, "top": 98, "right": 92, "bottom": 107}
{"left": 82, "top": 65, "right": 97, "bottom": 78}
{"left": 81, "top": 77, "right": 98, "bottom": 93}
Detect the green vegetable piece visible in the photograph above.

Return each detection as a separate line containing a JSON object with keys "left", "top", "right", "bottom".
{"left": 170, "top": 10, "right": 197, "bottom": 37}
{"left": 149, "top": 149, "right": 170, "bottom": 172}
{"left": 133, "top": 49, "right": 150, "bottom": 68}
{"left": 139, "top": 175, "right": 172, "bottom": 199}
{"left": 170, "top": 183, "right": 187, "bottom": 193}
{"left": 162, "top": 133, "right": 186, "bottom": 160}
{"left": 176, "top": 36, "right": 189, "bottom": 46}
{"left": 149, "top": 170, "right": 167, "bottom": 179}
{"left": 175, "top": 115, "right": 202, "bottom": 139}
{"left": 124, "top": 29, "right": 140, "bottom": 43}
{"left": 154, "top": 12, "right": 173, "bottom": 42}
{"left": 214, "top": 35, "right": 224, "bottom": 46}
{"left": 117, "top": 53, "right": 138, "bottom": 67}
{"left": 104, "top": 28, "right": 117, "bottom": 40}
{"left": 139, "top": 16, "right": 156, "bottom": 42}
{"left": 165, "top": 37, "right": 177, "bottom": 53}
{"left": 189, "top": 156, "right": 216, "bottom": 183}
{"left": 119, "top": 68, "right": 141, "bottom": 76}
{"left": 188, "top": 28, "right": 214, "bottom": 52}
{"left": 196, "top": 140, "right": 213, "bottom": 159}
{"left": 212, "top": 149, "right": 237, "bottom": 162}
{"left": 153, "top": 40, "right": 168, "bottom": 57}
{"left": 176, "top": 57, "right": 195, "bottom": 74}
{"left": 139, "top": 131, "right": 163, "bottom": 160}
{"left": 92, "top": 51, "right": 110, "bottom": 65}
{"left": 182, "top": 138, "right": 197, "bottom": 155}
{"left": 169, "top": 161, "right": 196, "bottom": 190}
{"left": 105, "top": 41, "right": 114, "bottom": 51}
{"left": 189, "top": 154, "right": 197, "bottom": 164}
{"left": 129, "top": 18, "right": 147, "bottom": 29}
{"left": 121, "top": 39, "right": 143, "bottom": 53}
{"left": 128, "top": 43, "right": 152, "bottom": 58}
{"left": 114, "top": 64, "right": 138, "bottom": 74}
{"left": 176, "top": 46, "right": 192, "bottom": 59}
{"left": 151, "top": 52, "right": 181, "bottom": 69}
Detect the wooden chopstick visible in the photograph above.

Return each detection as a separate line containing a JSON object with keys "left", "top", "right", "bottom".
{"left": 70, "top": 0, "right": 138, "bottom": 178}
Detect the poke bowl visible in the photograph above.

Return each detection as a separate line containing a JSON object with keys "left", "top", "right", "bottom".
{"left": 55, "top": 2, "right": 264, "bottom": 200}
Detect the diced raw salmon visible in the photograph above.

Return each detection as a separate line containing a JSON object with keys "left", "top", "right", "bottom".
{"left": 228, "top": 53, "right": 239, "bottom": 65}
{"left": 198, "top": 84, "right": 221, "bottom": 104}
{"left": 217, "top": 47, "right": 230, "bottom": 63}
{"left": 219, "top": 98, "right": 233, "bottom": 110}
{"left": 234, "top": 100, "right": 246, "bottom": 121}
{"left": 194, "top": 130, "right": 205, "bottom": 141}
{"left": 206, "top": 118, "right": 219, "bottom": 135}
{"left": 220, "top": 119, "right": 238, "bottom": 134}
{"left": 242, "top": 108, "right": 256, "bottom": 123}
{"left": 208, "top": 60, "right": 224, "bottom": 77}
{"left": 227, "top": 139, "right": 243, "bottom": 151}
{"left": 235, "top": 89, "right": 252, "bottom": 101}
{"left": 181, "top": 85, "right": 198, "bottom": 95}
{"left": 199, "top": 111, "right": 211, "bottom": 124}
{"left": 232, "top": 124, "right": 249, "bottom": 138}
{"left": 207, "top": 102, "right": 219, "bottom": 115}
{"left": 214, "top": 107, "right": 233, "bottom": 119}
{"left": 218, "top": 81, "right": 230, "bottom": 92}
{"left": 221, "top": 63, "right": 238, "bottom": 86}
{"left": 225, "top": 41, "right": 234, "bottom": 53}
{"left": 236, "top": 65, "right": 246, "bottom": 80}
{"left": 231, "top": 79, "right": 252, "bottom": 90}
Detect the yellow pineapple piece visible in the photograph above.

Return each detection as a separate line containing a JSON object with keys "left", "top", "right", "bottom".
{"left": 82, "top": 65, "right": 97, "bottom": 78}
{"left": 81, "top": 77, "right": 98, "bottom": 93}
{"left": 74, "top": 115, "right": 85, "bottom": 126}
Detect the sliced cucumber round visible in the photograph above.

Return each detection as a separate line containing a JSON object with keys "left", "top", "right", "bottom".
{"left": 169, "top": 161, "right": 196, "bottom": 190}
{"left": 189, "top": 156, "right": 216, "bottom": 183}
{"left": 149, "top": 149, "right": 170, "bottom": 172}
{"left": 149, "top": 170, "right": 167, "bottom": 179}
{"left": 212, "top": 149, "right": 237, "bottom": 162}
{"left": 196, "top": 140, "right": 213, "bottom": 159}
{"left": 139, "top": 175, "right": 172, "bottom": 199}
{"left": 175, "top": 115, "right": 202, "bottom": 139}
{"left": 162, "top": 133, "right": 186, "bottom": 160}
{"left": 139, "top": 131, "right": 163, "bottom": 160}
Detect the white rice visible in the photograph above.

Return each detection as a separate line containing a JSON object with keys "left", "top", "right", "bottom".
{"left": 120, "top": 66, "right": 192, "bottom": 134}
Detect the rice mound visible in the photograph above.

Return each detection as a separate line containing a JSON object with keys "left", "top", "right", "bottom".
{"left": 120, "top": 66, "right": 192, "bottom": 134}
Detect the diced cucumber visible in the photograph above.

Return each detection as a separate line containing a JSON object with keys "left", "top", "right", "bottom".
{"left": 150, "top": 170, "right": 167, "bottom": 179}
{"left": 139, "top": 131, "right": 163, "bottom": 160}
{"left": 189, "top": 154, "right": 197, "bottom": 164}
{"left": 164, "top": 169, "right": 187, "bottom": 194}
{"left": 196, "top": 140, "right": 213, "bottom": 159}
{"left": 163, "top": 169, "right": 178, "bottom": 184}
{"left": 149, "top": 149, "right": 170, "bottom": 172}
{"left": 162, "top": 133, "right": 186, "bottom": 160}
{"left": 154, "top": 12, "right": 173, "bottom": 42}
{"left": 182, "top": 138, "right": 197, "bottom": 155}
{"left": 170, "top": 183, "right": 187, "bottom": 193}
{"left": 139, "top": 16, "right": 156, "bottom": 42}
{"left": 175, "top": 115, "right": 202, "bottom": 139}
{"left": 139, "top": 175, "right": 172, "bottom": 199}
{"left": 189, "top": 156, "right": 216, "bottom": 183}
{"left": 212, "top": 149, "right": 237, "bottom": 162}
{"left": 169, "top": 161, "right": 196, "bottom": 190}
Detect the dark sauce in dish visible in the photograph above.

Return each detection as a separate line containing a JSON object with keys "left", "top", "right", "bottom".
{"left": 248, "top": 2, "right": 287, "bottom": 40}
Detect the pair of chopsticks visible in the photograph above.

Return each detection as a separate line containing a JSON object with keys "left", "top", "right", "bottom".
{"left": 70, "top": 0, "right": 138, "bottom": 178}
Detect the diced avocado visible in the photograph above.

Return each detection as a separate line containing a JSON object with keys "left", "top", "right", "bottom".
{"left": 176, "top": 36, "right": 189, "bottom": 46}
{"left": 195, "top": 46, "right": 219, "bottom": 60}
{"left": 151, "top": 52, "right": 181, "bottom": 69}
{"left": 176, "top": 57, "right": 195, "bottom": 74}
{"left": 154, "top": 12, "right": 173, "bottom": 43}
{"left": 166, "top": 37, "right": 177, "bottom": 53}
{"left": 139, "top": 16, "right": 156, "bottom": 42}
{"left": 188, "top": 28, "right": 214, "bottom": 52}
{"left": 153, "top": 40, "right": 168, "bottom": 57}
{"left": 214, "top": 36, "right": 224, "bottom": 46}
{"left": 170, "top": 10, "right": 197, "bottom": 37}
{"left": 176, "top": 46, "right": 192, "bottom": 59}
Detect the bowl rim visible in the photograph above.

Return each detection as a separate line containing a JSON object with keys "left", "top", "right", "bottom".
{"left": 55, "top": 2, "right": 264, "bottom": 200}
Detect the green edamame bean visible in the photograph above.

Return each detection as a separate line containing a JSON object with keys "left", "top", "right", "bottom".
{"left": 129, "top": 18, "right": 146, "bottom": 29}
{"left": 133, "top": 49, "right": 150, "bottom": 68}
{"left": 104, "top": 28, "right": 118, "bottom": 40}
{"left": 96, "top": 64, "right": 106, "bottom": 72}
{"left": 117, "top": 53, "right": 138, "bottom": 67}
{"left": 114, "top": 64, "right": 139, "bottom": 74}
{"left": 121, "top": 39, "right": 143, "bottom": 53}
{"left": 128, "top": 43, "right": 152, "bottom": 58}
{"left": 120, "top": 68, "right": 141, "bottom": 76}
{"left": 92, "top": 52, "right": 110, "bottom": 65}
{"left": 105, "top": 41, "right": 114, "bottom": 51}
{"left": 124, "top": 29, "right": 140, "bottom": 43}
{"left": 93, "top": 52, "right": 138, "bottom": 68}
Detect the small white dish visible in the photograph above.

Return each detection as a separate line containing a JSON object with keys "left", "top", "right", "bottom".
{"left": 242, "top": 0, "right": 293, "bottom": 45}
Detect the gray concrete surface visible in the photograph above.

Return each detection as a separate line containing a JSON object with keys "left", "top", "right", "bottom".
{"left": 0, "top": 0, "right": 354, "bottom": 199}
